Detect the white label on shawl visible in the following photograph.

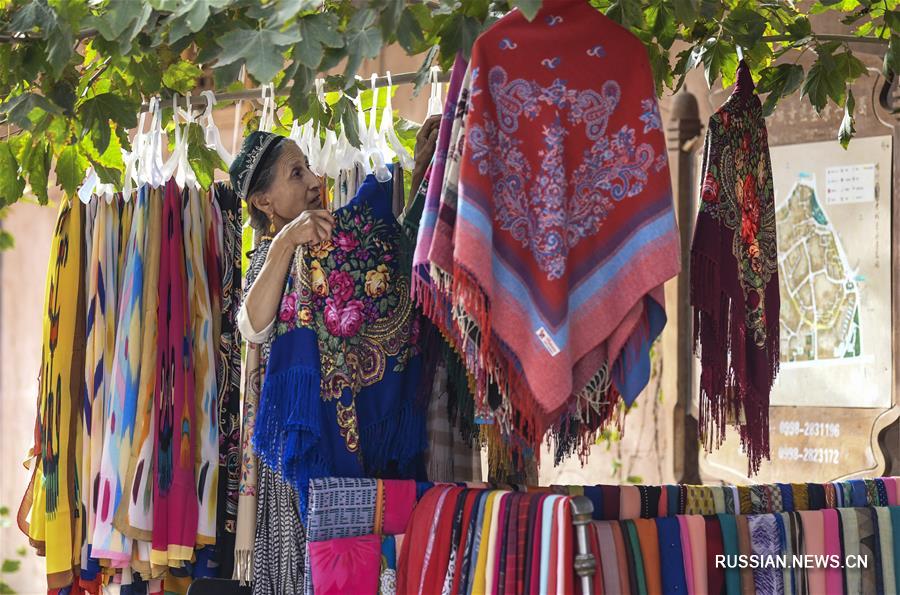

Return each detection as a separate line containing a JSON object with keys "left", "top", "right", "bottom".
{"left": 536, "top": 327, "right": 560, "bottom": 356}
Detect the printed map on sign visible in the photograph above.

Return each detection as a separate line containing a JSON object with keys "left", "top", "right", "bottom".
{"left": 777, "top": 180, "right": 862, "bottom": 363}
{"left": 766, "top": 136, "right": 892, "bottom": 409}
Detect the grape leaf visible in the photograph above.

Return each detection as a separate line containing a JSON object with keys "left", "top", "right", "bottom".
{"left": 0, "top": 142, "right": 24, "bottom": 206}
{"left": 55, "top": 145, "right": 88, "bottom": 196}
{"left": 216, "top": 27, "right": 303, "bottom": 83}
{"left": 511, "top": 0, "right": 542, "bottom": 21}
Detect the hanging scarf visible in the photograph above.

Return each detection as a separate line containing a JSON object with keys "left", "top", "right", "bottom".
{"left": 233, "top": 234, "right": 270, "bottom": 583}
{"left": 151, "top": 180, "right": 198, "bottom": 567}
{"left": 691, "top": 60, "right": 780, "bottom": 474}
{"left": 184, "top": 185, "right": 219, "bottom": 546}
{"left": 253, "top": 173, "right": 426, "bottom": 515}
{"left": 20, "top": 197, "right": 85, "bottom": 589}
{"left": 81, "top": 197, "right": 119, "bottom": 582}
{"left": 115, "top": 187, "right": 162, "bottom": 580}
{"left": 93, "top": 189, "right": 148, "bottom": 565}
{"left": 211, "top": 182, "right": 242, "bottom": 576}
{"left": 253, "top": 462, "right": 306, "bottom": 595}
{"left": 412, "top": 52, "right": 468, "bottom": 308}
{"left": 452, "top": 0, "right": 679, "bottom": 441}
{"left": 425, "top": 61, "right": 472, "bottom": 319}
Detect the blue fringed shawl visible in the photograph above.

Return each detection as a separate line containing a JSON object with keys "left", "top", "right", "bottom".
{"left": 253, "top": 173, "right": 427, "bottom": 516}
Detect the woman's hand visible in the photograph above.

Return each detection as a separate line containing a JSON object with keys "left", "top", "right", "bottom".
{"left": 409, "top": 115, "right": 441, "bottom": 201}
{"left": 274, "top": 209, "right": 335, "bottom": 249}
{"left": 414, "top": 115, "right": 441, "bottom": 174}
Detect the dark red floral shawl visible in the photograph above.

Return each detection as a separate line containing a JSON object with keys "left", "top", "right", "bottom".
{"left": 690, "top": 61, "right": 780, "bottom": 474}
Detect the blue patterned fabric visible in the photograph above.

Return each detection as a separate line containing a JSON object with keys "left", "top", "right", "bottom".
{"left": 749, "top": 514, "right": 784, "bottom": 595}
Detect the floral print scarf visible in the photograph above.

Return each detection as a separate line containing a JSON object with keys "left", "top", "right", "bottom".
{"left": 253, "top": 172, "right": 427, "bottom": 516}
{"left": 691, "top": 60, "right": 780, "bottom": 474}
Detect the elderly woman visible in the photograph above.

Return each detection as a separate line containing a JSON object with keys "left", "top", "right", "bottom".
{"left": 231, "top": 118, "right": 439, "bottom": 592}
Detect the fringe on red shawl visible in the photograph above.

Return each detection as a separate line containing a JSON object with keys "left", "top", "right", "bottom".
{"left": 691, "top": 251, "right": 780, "bottom": 475}
{"left": 452, "top": 260, "right": 624, "bottom": 469}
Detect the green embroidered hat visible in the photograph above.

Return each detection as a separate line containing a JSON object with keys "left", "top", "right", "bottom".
{"left": 229, "top": 131, "right": 286, "bottom": 200}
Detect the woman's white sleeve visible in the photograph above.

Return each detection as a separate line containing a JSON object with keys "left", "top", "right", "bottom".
{"left": 237, "top": 301, "right": 275, "bottom": 343}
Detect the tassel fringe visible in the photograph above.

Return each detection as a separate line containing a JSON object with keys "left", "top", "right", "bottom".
{"left": 692, "top": 250, "right": 778, "bottom": 475}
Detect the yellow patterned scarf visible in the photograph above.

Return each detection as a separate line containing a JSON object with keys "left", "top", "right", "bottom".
{"left": 20, "top": 198, "right": 85, "bottom": 589}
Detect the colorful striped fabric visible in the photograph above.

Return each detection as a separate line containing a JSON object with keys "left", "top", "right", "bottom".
{"left": 93, "top": 188, "right": 147, "bottom": 564}
{"left": 183, "top": 185, "right": 219, "bottom": 545}
{"left": 411, "top": 53, "right": 468, "bottom": 307}
{"left": 151, "top": 180, "right": 199, "bottom": 567}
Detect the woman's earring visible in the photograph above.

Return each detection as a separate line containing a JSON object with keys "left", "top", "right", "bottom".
{"left": 269, "top": 220, "right": 276, "bottom": 235}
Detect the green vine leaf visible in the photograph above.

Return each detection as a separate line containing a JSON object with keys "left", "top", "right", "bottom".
{"left": 802, "top": 47, "right": 842, "bottom": 112}
{"left": 215, "top": 27, "right": 303, "bottom": 83}
{"left": 55, "top": 145, "right": 88, "bottom": 196}
{"left": 0, "top": 142, "right": 24, "bottom": 207}
{"left": 9, "top": 0, "right": 58, "bottom": 34}
{"left": 511, "top": 0, "right": 543, "bottom": 21}
{"left": 757, "top": 63, "right": 804, "bottom": 116}
{"left": 291, "top": 12, "right": 344, "bottom": 69}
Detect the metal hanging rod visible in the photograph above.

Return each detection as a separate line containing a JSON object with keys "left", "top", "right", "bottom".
{"left": 139, "top": 68, "right": 452, "bottom": 112}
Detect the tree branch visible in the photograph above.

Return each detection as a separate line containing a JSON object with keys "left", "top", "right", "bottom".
{"left": 761, "top": 33, "right": 889, "bottom": 45}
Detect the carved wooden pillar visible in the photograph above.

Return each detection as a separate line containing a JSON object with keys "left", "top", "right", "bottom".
{"left": 667, "top": 89, "right": 702, "bottom": 485}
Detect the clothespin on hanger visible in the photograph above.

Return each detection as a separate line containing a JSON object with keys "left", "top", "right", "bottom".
{"left": 201, "top": 90, "right": 234, "bottom": 166}
{"left": 427, "top": 65, "right": 443, "bottom": 117}
{"left": 736, "top": 45, "right": 744, "bottom": 63}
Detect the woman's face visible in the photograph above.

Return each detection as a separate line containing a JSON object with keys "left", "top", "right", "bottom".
{"left": 251, "top": 140, "right": 322, "bottom": 229}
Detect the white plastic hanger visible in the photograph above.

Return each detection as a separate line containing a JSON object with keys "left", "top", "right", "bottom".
{"left": 121, "top": 100, "right": 151, "bottom": 199}
{"left": 141, "top": 95, "right": 166, "bottom": 188}
{"left": 366, "top": 74, "right": 391, "bottom": 183}
{"left": 177, "top": 92, "right": 199, "bottom": 189}
{"left": 426, "top": 66, "right": 443, "bottom": 117}
{"left": 306, "top": 79, "right": 327, "bottom": 176}
{"left": 258, "top": 83, "right": 276, "bottom": 133}
{"left": 200, "top": 90, "right": 234, "bottom": 166}
{"left": 162, "top": 93, "right": 198, "bottom": 189}
{"left": 353, "top": 78, "right": 372, "bottom": 175}
{"left": 380, "top": 71, "right": 415, "bottom": 171}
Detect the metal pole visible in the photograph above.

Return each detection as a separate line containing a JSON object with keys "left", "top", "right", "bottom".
{"left": 667, "top": 88, "right": 703, "bottom": 485}
{"left": 570, "top": 495, "right": 596, "bottom": 593}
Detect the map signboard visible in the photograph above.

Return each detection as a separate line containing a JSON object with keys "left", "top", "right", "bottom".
{"left": 769, "top": 136, "right": 892, "bottom": 409}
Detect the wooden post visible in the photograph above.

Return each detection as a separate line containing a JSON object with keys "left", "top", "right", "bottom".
{"left": 667, "top": 89, "right": 702, "bottom": 485}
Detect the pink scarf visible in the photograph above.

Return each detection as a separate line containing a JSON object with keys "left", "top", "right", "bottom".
{"left": 151, "top": 181, "right": 199, "bottom": 566}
